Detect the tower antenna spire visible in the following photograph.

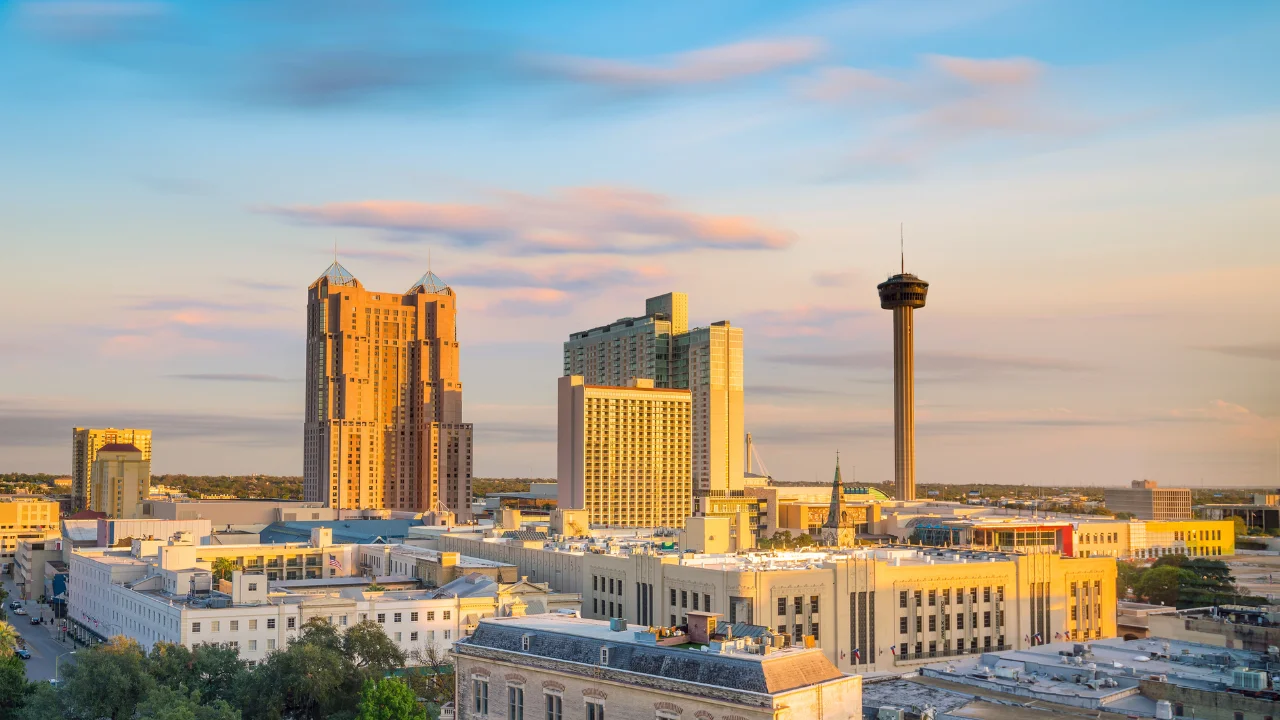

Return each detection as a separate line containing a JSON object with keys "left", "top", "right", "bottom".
{"left": 334, "top": 238, "right": 338, "bottom": 264}
{"left": 900, "top": 222, "right": 904, "bottom": 274}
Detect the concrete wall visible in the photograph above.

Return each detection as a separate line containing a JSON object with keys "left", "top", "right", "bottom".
{"left": 1139, "top": 679, "right": 1280, "bottom": 720}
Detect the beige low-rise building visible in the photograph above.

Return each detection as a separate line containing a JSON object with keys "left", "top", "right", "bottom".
{"left": 452, "top": 614, "right": 861, "bottom": 720}
{"left": 15, "top": 538, "right": 65, "bottom": 601}
{"left": 439, "top": 529, "right": 1117, "bottom": 675}
{"left": 1104, "top": 479, "right": 1191, "bottom": 520}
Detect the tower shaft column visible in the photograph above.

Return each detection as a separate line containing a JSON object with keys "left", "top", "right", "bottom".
{"left": 893, "top": 306, "right": 915, "bottom": 501}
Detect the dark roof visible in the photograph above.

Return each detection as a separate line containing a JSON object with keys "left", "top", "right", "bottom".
{"left": 69, "top": 510, "right": 108, "bottom": 520}
{"left": 461, "top": 619, "right": 843, "bottom": 695}
{"left": 501, "top": 530, "right": 548, "bottom": 541}
{"left": 98, "top": 443, "right": 141, "bottom": 453}
{"left": 258, "top": 519, "right": 420, "bottom": 544}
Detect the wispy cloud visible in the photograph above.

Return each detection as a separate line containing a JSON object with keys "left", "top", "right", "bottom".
{"left": 798, "top": 53, "right": 1086, "bottom": 175}
{"left": 739, "top": 305, "right": 871, "bottom": 338}
{"left": 1195, "top": 343, "right": 1280, "bottom": 362}
{"left": 0, "top": 405, "right": 297, "bottom": 448}
{"left": 448, "top": 262, "right": 666, "bottom": 291}
{"left": 19, "top": 1, "right": 168, "bottom": 43}
{"left": 811, "top": 268, "right": 862, "bottom": 288}
{"left": 532, "top": 38, "right": 825, "bottom": 90}
{"left": 230, "top": 279, "right": 293, "bottom": 292}
{"left": 763, "top": 350, "right": 1095, "bottom": 381}
{"left": 269, "top": 187, "right": 796, "bottom": 256}
{"left": 168, "top": 373, "right": 290, "bottom": 383}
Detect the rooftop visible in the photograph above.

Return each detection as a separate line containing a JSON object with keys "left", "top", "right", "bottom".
{"left": 406, "top": 270, "right": 449, "bottom": 294}
{"left": 460, "top": 615, "right": 845, "bottom": 695}
{"left": 97, "top": 443, "right": 141, "bottom": 453}
{"left": 316, "top": 260, "right": 358, "bottom": 287}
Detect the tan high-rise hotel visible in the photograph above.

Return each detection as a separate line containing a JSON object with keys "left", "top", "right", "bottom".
{"left": 72, "top": 427, "right": 152, "bottom": 511}
{"left": 564, "top": 292, "right": 744, "bottom": 499}
{"left": 304, "top": 262, "right": 472, "bottom": 516}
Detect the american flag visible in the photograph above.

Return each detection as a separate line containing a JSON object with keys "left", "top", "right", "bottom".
{"left": 328, "top": 554, "right": 343, "bottom": 571}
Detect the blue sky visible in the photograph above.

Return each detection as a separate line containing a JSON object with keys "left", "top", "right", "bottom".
{"left": 2, "top": 0, "right": 1278, "bottom": 486}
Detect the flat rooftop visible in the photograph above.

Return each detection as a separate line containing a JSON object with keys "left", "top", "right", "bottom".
{"left": 386, "top": 543, "right": 511, "bottom": 568}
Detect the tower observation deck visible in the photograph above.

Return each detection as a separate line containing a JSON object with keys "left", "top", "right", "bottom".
{"left": 877, "top": 273, "right": 929, "bottom": 501}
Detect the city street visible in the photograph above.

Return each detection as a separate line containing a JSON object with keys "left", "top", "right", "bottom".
{"left": 3, "top": 575, "right": 75, "bottom": 683}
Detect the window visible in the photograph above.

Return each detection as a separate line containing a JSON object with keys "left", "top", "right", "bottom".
{"left": 794, "top": 624, "right": 803, "bottom": 639}
{"left": 673, "top": 589, "right": 679, "bottom": 607}
{"left": 983, "top": 611, "right": 991, "bottom": 628}
{"left": 810, "top": 595, "right": 819, "bottom": 613}
{"left": 681, "top": 591, "right": 687, "bottom": 608}
{"left": 341, "top": 616, "right": 349, "bottom": 626}
{"left": 545, "top": 694, "right": 563, "bottom": 720}
{"left": 600, "top": 647, "right": 610, "bottom": 665}
{"left": 609, "top": 578, "right": 615, "bottom": 594}
{"left": 929, "top": 616, "right": 936, "bottom": 632}
{"left": 395, "top": 632, "right": 402, "bottom": 641}
{"left": 509, "top": 687, "right": 524, "bottom": 720}
{"left": 230, "top": 621, "right": 239, "bottom": 632}
{"left": 593, "top": 599, "right": 598, "bottom": 614}
{"left": 915, "top": 616, "right": 922, "bottom": 633}
{"left": 411, "top": 612, "right": 419, "bottom": 622}
{"left": 996, "top": 586, "right": 1005, "bottom": 602}
{"left": 444, "top": 611, "right": 451, "bottom": 620}
{"left": 915, "top": 591, "right": 921, "bottom": 608}
{"left": 957, "top": 613, "right": 965, "bottom": 630}
{"left": 997, "top": 611, "right": 1004, "bottom": 626}
{"left": 267, "top": 618, "right": 276, "bottom": 629}
{"left": 394, "top": 613, "right": 402, "bottom": 623}
{"left": 899, "top": 591, "right": 908, "bottom": 608}
{"left": 900, "top": 617, "right": 908, "bottom": 634}
{"left": 983, "top": 587, "right": 991, "bottom": 603}
{"left": 444, "top": 630, "right": 451, "bottom": 639}
{"left": 1070, "top": 582, "right": 1077, "bottom": 598}
{"left": 778, "top": 597, "right": 786, "bottom": 615}
{"left": 692, "top": 593, "right": 699, "bottom": 611}
{"left": 267, "top": 639, "right": 276, "bottom": 650}
{"left": 586, "top": 702, "right": 604, "bottom": 720}
{"left": 794, "top": 596, "right": 802, "bottom": 613}
{"left": 427, "top": 611, "right": 435, "bottom": 621}
{"left": 211, "top": 621, "right": 221, "bottom": 632}
{"left": 248, "top": 640, "right": 257, "bottom": 651}
{"left": 192, "top": 622, "right": 201, "bottom": 633}
{"left": 928, "top": 590, "right": 936, "bottom": 607}
{"left": 810, "top": 622, "right": 820, "bottom": 637}
{"left": 970, "top": 588, "right": 977, "bottom": 603}
{"left": 703, "top": 594, "right": 710, "bottom": 610}
{"left": 1071, "top": 606, "right": 1078, "bottom": 621}
{"left": 248, "top": 582, "right": 258, "bottom": 591}
{"left": 942, "top": 589, "right": 950, "bottom": 604}
{"left": 593, "top": 576, "right": 598, "bottom": 591}
{"left": 473, "top": 679, "right": 489, "bottom": 715}
{"left": 249, "top": 619, "right": 257, "bottom": 630}
{"left": 287, "top": 618, "right": 296, "bottom": 630}
{"left": 361, "top": 614, "right": 369, "bottom": 622}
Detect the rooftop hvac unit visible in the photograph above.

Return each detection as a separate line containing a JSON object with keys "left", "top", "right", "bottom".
{"left": 876, "top": 708, "right": 904, "bottom": 720}
{"left": 1155, "top": 700, "right": 1173, "bottom": 720}
{"left": 1233, "top": 668, "right": 1269, "bottom": 691}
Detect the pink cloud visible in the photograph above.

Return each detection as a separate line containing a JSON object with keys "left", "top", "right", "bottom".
{"left": 270, "top": 186, "right": 795, "bottom": 255}
{"left": 534, "top": 38, "right": 825, "bottom": 88}
{"left": 927, "top": 55, "right": 1042, "bottom": 86}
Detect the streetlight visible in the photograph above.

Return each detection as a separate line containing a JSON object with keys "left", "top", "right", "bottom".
{"left": 55, "top": 650, "right": 75, "bottom": 684}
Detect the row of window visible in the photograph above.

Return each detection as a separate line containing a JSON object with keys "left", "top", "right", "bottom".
{"left": 900, "top": 587, "right": 1005, "bottom": 608}
{"left": 900, "top": 611, "right": 1003, "bottom": 634}
{"left": 473, "top": 681, "right": 599, "bottom": 720}
{"left": 777, "top": 595, "right": 821, "bottom": 615}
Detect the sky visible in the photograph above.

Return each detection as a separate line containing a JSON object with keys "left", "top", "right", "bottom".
{"left": 2, "top": 0, "right": 1278, "bottom": 487}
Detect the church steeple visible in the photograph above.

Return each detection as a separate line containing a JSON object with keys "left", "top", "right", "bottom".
{"left": 824, "top": 452, "right": 845, "bottom": 529}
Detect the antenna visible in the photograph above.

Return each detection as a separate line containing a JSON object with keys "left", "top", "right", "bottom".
{"left": 428, "top": 247, "right": 432, "bottom": 275}
{"left": 334, "top": 238, "right": 338, "bottom": 264}
{"left": 900, "top": 222, "right": 904, "bottom": 274}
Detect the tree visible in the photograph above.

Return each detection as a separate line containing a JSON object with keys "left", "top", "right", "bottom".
{"left": 1152, "top": 554, "right": 1188, "bottom": 570}
{"left": 1134, "top": 566, "right": 1192, "bottom": 606}
{"left": 16, "top": 680, "right": 62, "bottom": 720}
{"left": 210, "top": 558, "right": 236, "bottom": 584}
{"left": 0, "top": 621, "right": 18, "bottom": 656}
{"left": 148, "top": 642, "right": 248, "bottom": 706}
{"left": 0, "top": 653, "right": 34, "bottom": 718}
{"left": 1233, "top": 516, "right": 1248, "bottom": 536}
{"left": 345, "top": 621, "right": 407, "bottom": 672}
{"left": 366, "top": 583, "right": 388, "bottom": 593}
{"left": 1116, "top": 561, "right": 1144, "bottom": 599}
{"left": 356, "top": 678, "right": 425, "bottom": 720}
{"left": 59, "top": 636, "right": 156, "bottom": 720}
{"left": 238, "top": 630, "right": 358, "bottom": 720}
{"left": 404, "top": 644, "right": 454, "bottom": 711}
{"left": 134, "top": 685, "right": 241, "bottom": 720}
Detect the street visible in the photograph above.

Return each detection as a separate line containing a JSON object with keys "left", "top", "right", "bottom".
{"left": 3, "top": 575, "right": 75, "bottom": 682}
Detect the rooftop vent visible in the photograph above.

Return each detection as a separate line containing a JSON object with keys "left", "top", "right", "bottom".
{"left": 608, "top": 618, "right": 626, "bottom": 632}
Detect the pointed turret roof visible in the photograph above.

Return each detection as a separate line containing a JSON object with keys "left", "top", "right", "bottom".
{"left": 407, "top": 270, "right": 449, "bottom": 294}
{"left": 823, "top": 453, "right": 848, "bottom": 529}
{"left": 316, "top": 261, "right": 358, "bottom": 288}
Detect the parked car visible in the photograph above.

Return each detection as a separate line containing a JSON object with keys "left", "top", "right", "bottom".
{"left": 15, "top": 649, "right": 31, "bottom": 660}
{"left": 12, "top": 607, "right": 26, "bottom": 616}
{"left": 30, "top": 616, "right": 41, "bottom": 625}
{"left": 8, "top": 601, "right": 19, "bottom": 610}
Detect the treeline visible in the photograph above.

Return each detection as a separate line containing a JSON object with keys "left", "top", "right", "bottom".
{"left": 1117, "top": 554, "right": 1264, "bottom": 608}
{"left": 153, "top": 474, "right": 303, "bottom": 500}
{"left": 1, "top": 617, "right": 450, "bottom": 720}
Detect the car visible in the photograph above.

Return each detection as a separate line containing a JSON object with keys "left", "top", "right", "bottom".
{"left": 8, "top": 601, "right": 18, "bottom": 609}
{"left": 30, "top": 616, "right": 41, "bottom": 625}
{"left": 11, "top": 607, "right": 26, "bottom": 616}
{"left": 15, "top": 649, "right": 30, "bottom": 660}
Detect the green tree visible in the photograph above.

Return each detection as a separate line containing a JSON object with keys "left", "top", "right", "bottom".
{"left": 1134, "top": 566, "right": 1192, "bottom": 606}
{"left": 210, "top": 558, "right": 237, "bottom": 584}
{"left": 16, "top": 680, "right": 62, "bottom": 720}
{"left": 356, "top": 678, "right": 425, "bottom": 720}
{"left": 404, "top": 645, "right": 454, "bottom": 713}
{"left": 1116, "top": 561, "right": 1144, "bottom": 599}
{"left": 134, "top": 685, "right": 241, "bottom": 720}
{"left": 59, "top": 636, "right": 156, "bottom": 720}
{"left": 345, "top": 621, "right": 407, "bottom": 672}
{"left": 149, "top": 642, "right": 248, "bottom": 706}
{"left": 1152, "top": 554, "right": 1188, "bottom": 570}
{"left": 1233, "top": 516, "right": 1248, "bottom": 536}
{"left": 0, "top": 653, "right": 34, "bottom": 719}
{"left": 0, "top": 621, "right": 18, "bottom": 655}
{"left": 238, "top": 627, "right": 358, "bottom": 720}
